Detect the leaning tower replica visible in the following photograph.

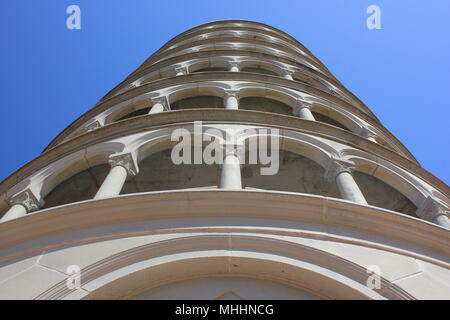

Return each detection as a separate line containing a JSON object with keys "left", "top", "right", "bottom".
{"left": 0, "top": 20, "right": 449, "bottom": 300}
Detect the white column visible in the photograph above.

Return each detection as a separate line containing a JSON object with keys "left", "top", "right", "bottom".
{"left": 175, "top": 67, "right": 187, "bottom": 76}
{"left": 326, "top": 159, "right": 368, "bottom": 205}
{"left": 94, "top": 153, "right": 138, "bottom": 200}
{"left": 224, "top": 90, "right": 239, "bottom": 110}
{"left": 1, "top": 204, "right": 27, "bottom": 222}
{"left": 219, "top": 145, "right": 242, "bottom": 189}
{"left": 148, "top": 97, "right": 168, "bottom": 114}
{"left": 0, "top": 189, "right": 42, "bottom": 222}
{"left": 416, "top": 196, "right": 450, "bottom": 230}
{"left": 283, "top": 70, "right": 294, "bottom": 80}
{"left": 293, "top": 101, "right": 315, "bottom": 121}
{"left": 229, "top": 62, "right": 239, "bottom": 72}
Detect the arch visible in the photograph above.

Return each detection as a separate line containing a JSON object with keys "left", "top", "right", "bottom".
{"left": 240, "top": 96, "right": 293, "bottom": 115}
{"left": 133, "top": 124, "right": 227, "bottom": 166}
{"left": 160, "top": 43, "right": 301, "bottom": 66}
{"left": 33, "top": 142, "right": 125, "bottom": 208}
{"left": 167, "top": 29, "right": 304, "bottom": 57}
{"left": 105, "top": 99, "right": 153, "bottom": 124}
{"left": 166, "top": 84, "right": 228, "bottom": 105}
{"left": 311, "top": 103, "right": 361, "bottom": 133}
{"left": 33, "top": 234, "right": 415, "bottom": 300}
{"left": 171, "top": 95, "right": 224, "bottom": 110}
{"left": 238, "top": 86, "right": 298, "bottom": 113}
{"left": 343, "top": 151, "right": 430, "bottom": 212}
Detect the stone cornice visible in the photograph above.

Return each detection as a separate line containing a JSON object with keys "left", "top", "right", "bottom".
{"left": 44, "top": 73, "right": 396, "bottom": 155}
{"left": 2, "top": 110, "right": 447, "bottom": 200}
{"left": 0, "top": 190, "right": 448, "bottom": 264}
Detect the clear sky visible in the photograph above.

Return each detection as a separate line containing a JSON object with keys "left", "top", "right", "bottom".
{"left": 0, "top": 0, "right": 449, "bottom": 185}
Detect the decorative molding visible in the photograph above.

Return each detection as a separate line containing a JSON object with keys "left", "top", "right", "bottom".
{"left": 108, "top": 153, "right": 138, "bottom": 177}
{"left": 8, "top": 189, "right": 42, "bottom": 213}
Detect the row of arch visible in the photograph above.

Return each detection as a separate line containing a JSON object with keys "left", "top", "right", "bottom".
{"left": 2, "top": 125, "right": 441, "bottom": 226}
{"left": 150, "top": 39, "right": 321, "bottom": 74}
{"left": 161, "top": 29, "right": 309, "bottom": 61}
{"left": 119, "top": 56, "right": 349, "bottom": 103}
{"left": 76, "top": 82, "right": 393, "bottom": 151}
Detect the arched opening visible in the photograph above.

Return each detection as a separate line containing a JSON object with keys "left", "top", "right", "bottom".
{"left": 311, "top": 111, "right": 351, "bottom": 131}
{"left": 171, "top": 96, "right": 224, "bottom": 110}
{"left": 353, "top": 171, "right": 417, "bottom": 216}
{"left": 241, "top": 149, "right": 340, "bottom": 197}
{"left": 240, "top": 97, "right": 292, "bottom": 115}
{"left": 240, "top": 67, "right": 278, "bottom": 76}
{"left": 115, "top": 107, "right": 152, "bottom": 122}
{"left": 132, "top": 277, "right": 319, "bottom": 300}
{"left": 42, "top": 164, "right": 110, "bottom": 209}
{"left": 140, "top": 74, "right": 161, "bottom": 86}
{"left": 122, "top": 148, "right": 220, "bottom": 194}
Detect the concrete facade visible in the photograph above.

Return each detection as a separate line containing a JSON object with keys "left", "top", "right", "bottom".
{"left": 0, "top": 20, "right": 449, "bottom": 300}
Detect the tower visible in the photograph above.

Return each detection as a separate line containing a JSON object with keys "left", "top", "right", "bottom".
{"left": 0, "top": 20, "right": 449, "bottom": 300}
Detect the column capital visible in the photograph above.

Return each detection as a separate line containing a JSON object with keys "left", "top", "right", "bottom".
{"left": 221, "top": 142, "right": 244, "bottom": 156}
{"left": 175, "top": 66, "right": 188, "bottom": 75}
{"left": 8, "top": 189, "right": 42, "bottom": 213}
{"left": 109, "top": 153, "right": 138, "bottom": 177}
{"left": 325, "top": 158, "right": 356, "bottom": 183}
{"left": 416, "top": 196, "right": 449, "bottom": 223}
{"left": 224, "top": 89, "right": 240, "bottom": 99}
{"left": 329, "top": 88, "right": 340, "bottom": 96}
{"left": 296, "top": 99, "right": 313, "bottom": 109}
{"left": 151, "top": 96, "right": 170, "bottom": 111}
{"left": 229, "top": 61, "right": 240, "bottom": 68}
{"left": 82, "top": 120, "right": 102, "bottom": 133}
{"left": 293, "top": 100, "right": 313, "bottom": 116}
{"left": 359, "top": 127, "right": 377, "bottom": 140}
{"left": 282, "top": 69, "right": 294, "bottom": 77}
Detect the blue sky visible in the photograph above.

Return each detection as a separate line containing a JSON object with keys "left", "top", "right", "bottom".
{"left": 0, "top": 0, "right": 449, "bottom": 185}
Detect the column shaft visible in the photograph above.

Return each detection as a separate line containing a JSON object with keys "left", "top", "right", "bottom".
{"left": 149, "top": 102, "right": 165, "bottom": 114}
{"left": 94, "top": 165, "right": 128, "bottom": 199}
{"left": 435, "top": 215, "right": 450, "bottom": 229}
{"left": 0, "top": 204, "right": 27, "bottom": 222}
{"left": 297, "top": 107, "right": 315, "bottom": 121}
{"left": 229, "top": 65, "right": 239, "bottom": 72}
{"left": 225, "top": 96, "right": 239, "bottom": 110}
{"left": 220, "top": 153, "right": 242, "bottom": 189}
{"left": 335, "top": 172, "right": 368, "bottom": 205}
